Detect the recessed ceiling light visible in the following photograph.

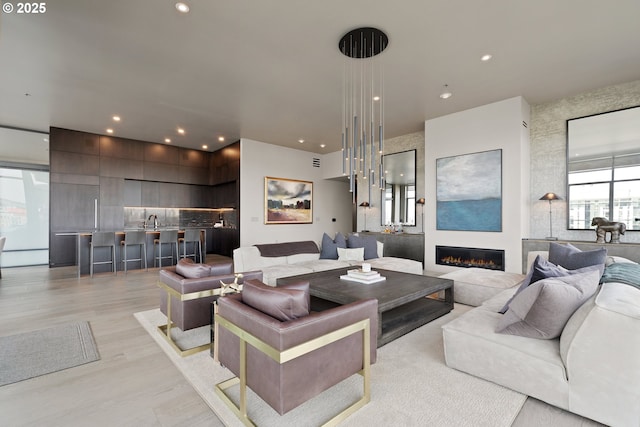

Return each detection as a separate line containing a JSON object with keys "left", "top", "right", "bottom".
{"left": 175, "top": 2, "right": 190, "bottom": 13}
{"left": 298, "top": 139, "right": 304, "bottom": 143}
{"left": 218, "top": 136, "right": 225, "bottom": 142}
{"left": 320, "top": 144, "right": 326, "bottom": 148}
{"left": 373, "top": 96, "right": 380, "bottom": 101}
{"left": 439, "top": 84, "right": 452, "bottom": 99}
{"left": 106, "top": 128, "right": 114, "bottom": 134}
{"left": 481, "top": 54, "right": 493, "bottom": 62}
{"left": 164, "top": 138, "right": 171, "bottom": 143}
{"left": 43, "top": 138, "right": 49, "bottom": 142}
{"left": 202, "top": 145, "right": 208, "bottom": 150}
{"left": 112, "top": 115, "right": 121, "bottom": 122}
{"left": 177, "top": 128, "right": 185, "bottom": 135}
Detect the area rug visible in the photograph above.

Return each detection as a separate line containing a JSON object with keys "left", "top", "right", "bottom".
{"left": 0, "top": 321, "right": 100, "bottom": 386}
{"left": 135, "top": 306, "right": 526, "bottom": 426}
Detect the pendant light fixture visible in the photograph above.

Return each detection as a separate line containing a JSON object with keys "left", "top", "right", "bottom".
{"left": 339, "top": 27, "right": 388, "bottom": 204}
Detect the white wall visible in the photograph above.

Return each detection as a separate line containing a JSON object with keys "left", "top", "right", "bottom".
{"left": 425, "top": 96, "right": 531, "bottom": 273}
{"left": 239, "top": 138, "right": 352, "bottom": 246}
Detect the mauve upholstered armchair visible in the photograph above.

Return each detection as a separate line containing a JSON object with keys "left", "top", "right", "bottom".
{"left": 215, "top": 279, "right": 378, "bottom": 426}
{"left": 158, "top": 258, "right": 263, "bottom": 356}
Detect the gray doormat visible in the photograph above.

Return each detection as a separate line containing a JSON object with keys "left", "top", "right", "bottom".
{"left": 0, "top": 321, "right": 100, "bottom": 386}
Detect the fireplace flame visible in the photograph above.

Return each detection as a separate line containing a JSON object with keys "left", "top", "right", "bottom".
{"left": 440, "top": 256, "right": 499, "bottom": 269}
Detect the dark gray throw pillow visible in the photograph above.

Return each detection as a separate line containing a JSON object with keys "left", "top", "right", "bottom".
{"left": 548, "top": 242, "right": 607, "bottom": 271}
{"left": 319, "top": 232, "right": 347, "bottom": 259}
{"left": 347, "top": 234, "right": 378, "bottom": 260}
{"left": 496, "top": 269, "right": 601, "bottom": 339}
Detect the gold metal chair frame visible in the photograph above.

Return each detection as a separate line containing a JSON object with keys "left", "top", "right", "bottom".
{"left": 214, "top": 313, "right": 371, "bottom": 427}
{"left": 156, "top": 274, "right": 243, "bottom": 357}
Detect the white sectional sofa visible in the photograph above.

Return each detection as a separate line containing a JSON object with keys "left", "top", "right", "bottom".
{"left": 442, "top": 253, "right": 640, "bottom": 426}
{"left": 233, "top": 239, "right": 423, "bottom": 286}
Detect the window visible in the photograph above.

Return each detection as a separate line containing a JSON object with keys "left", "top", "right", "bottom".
{"left": 567, "top": 156, "right": 640, "bottom": 230}
{"left": 567, "top": 106, "right": 640, "bottom": 231}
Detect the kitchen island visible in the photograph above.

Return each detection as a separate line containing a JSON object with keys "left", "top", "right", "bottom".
{"left": 59, "top": 228, "right": 207, "bottom": 277}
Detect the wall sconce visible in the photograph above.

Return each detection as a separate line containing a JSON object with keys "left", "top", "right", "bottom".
{"left": 359, "top": 201, "right": 370, "bottom": 232}
{"left": 539, "top": 192, "right": 562, "bottom": 240}
{"left": 417, "top": 198, "right": 425, "bottom": 233}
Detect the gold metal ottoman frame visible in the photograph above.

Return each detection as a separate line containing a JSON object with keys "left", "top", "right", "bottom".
{"left": 214, "top": 313, "right": 371, "bottom": 427}
{"left": 156, "top": 274, "right": 243, "bottom": 357}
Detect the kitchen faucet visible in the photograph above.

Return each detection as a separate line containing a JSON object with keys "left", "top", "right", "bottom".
{"left": 148, "top": 214, "right": 158, "bottom": 229}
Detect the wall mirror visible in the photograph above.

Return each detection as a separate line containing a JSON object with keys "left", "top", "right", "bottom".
{"left": 381, "top": 149, "right": 416, "bottom": 226}
{"left": 567, "top": 105, "right": 640, "bottom": 230}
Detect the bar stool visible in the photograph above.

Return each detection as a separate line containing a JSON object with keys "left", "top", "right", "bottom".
{"left": 121, "top": 230, "right": 148, "bottom": 273}
{"left": 178, "top": 229, "right": 203, "bottom": 263}
{"left": 89, "top": 232, "right": 116, "bottom": 277}
{"left": 154, "top": 229, "right": 178, "bottom": 267}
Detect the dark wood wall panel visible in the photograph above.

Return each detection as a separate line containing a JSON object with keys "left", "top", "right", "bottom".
{"left": 144, "top": 143, "right": 180, "bottom": 164}
{"left": 143, "top": 161, "right": 180, "bottom": 182}
{"left": 49, "top": 128, "right": 99, "bottom": 154}
{"left": 100, "top": 157, "right": 144, "bottom": 179}
{"left": 180, "top": 149, "right": 209, "bottom": 168}
{"left": 50, "top": 150, "right": 100, "bottom": 175}
{"left": 50, "top": 183, "right": 100, "bottom": 231}
{"left": 99, "top": 136, "right": 144, "bottom": 160}
{"left": 50, "top": 173, "right": 100, "bottom": 185}
{"left": 99, "top": 177, "right": 124, "bottom": 205}
{"left": 124, "top": 180, "right": 142, "bottom": 206}
{"left": 179, "top": 166, "right": 209, "bottom": 185}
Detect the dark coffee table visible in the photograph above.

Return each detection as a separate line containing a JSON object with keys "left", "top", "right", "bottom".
{"left": 277, "top": 267, "right": 454, "bottom": 347}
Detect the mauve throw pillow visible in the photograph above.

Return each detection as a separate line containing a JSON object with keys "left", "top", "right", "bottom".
{"left": 496, "top": 269, "right": 600, "bottom": 339}
{"left": 347, "top": 234, "right": 378, "bottom": 260}
{"left": 241, "top": 279, "right": 309, "bottom": 322}
{"left": 175, "top": 258, "right": 212, "bottom": 279}
{"left": 548, "top": 242, "right": 607, "bottom": 270}
{"left": 498, "top": 256, "right": 604, "bottom": 314}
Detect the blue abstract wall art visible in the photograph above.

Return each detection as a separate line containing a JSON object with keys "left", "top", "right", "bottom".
{"left": 436, "top": 149, "right": 502, "bottom": 232}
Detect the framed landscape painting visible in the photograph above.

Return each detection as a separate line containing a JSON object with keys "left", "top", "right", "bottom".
{"left": 264, "top": 177, "right": 313, "bottom": 224}
{"left": 436, "top": 149, "right": 502, "bottom": 232}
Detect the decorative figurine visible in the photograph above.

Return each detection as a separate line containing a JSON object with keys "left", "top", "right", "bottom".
{"left": 591, "top": 217, "right": 626, "bottom": 244}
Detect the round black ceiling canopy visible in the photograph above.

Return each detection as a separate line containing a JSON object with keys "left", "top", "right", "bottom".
{"left": 339, "top": 27, "right": 388, "bottom": 59}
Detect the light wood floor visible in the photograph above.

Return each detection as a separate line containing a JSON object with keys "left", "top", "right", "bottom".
{"left": 0, "top": 260, "right": 604, "bottom": 427}
{"left": 0, "top": 260, "right": 225, "bottom": 427}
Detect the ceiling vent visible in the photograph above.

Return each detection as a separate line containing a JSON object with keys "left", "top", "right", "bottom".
{"left": 312, "top": 158, "right": 320, "bottom": 168}
{"left": 522, "top": 120, "right": 528, "bottom": 128}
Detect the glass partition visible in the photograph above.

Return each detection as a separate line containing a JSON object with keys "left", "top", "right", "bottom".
{"left": 0, "top": 167, "right": 49, "bottom": 266}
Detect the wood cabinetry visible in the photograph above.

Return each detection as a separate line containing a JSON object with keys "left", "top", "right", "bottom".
{"left": 210, "top": 228, "right": 239, "bottom": 258}
{"left": 49, "top": 129, "right": 242, "bottom": 267}
{"left": 49, "top": 183, "right": 100, "bottom": 266}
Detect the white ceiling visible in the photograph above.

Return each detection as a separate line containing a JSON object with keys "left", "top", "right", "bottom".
{"left": 1, "top": 0, "right": 640, "bottom": 159}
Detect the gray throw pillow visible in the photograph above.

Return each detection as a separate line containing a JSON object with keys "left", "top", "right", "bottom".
{"left": 496, "top": 269, "right": 601, "bottom": 339}
{"left": 241, "top": 279, "right": 309, "bottom": 322}
{"left": 319, "top": 232, "right": 346, "bottom": 259}
{"left": 498, "top": 256, "right": 603, "bottom": 314}
{"left": 347, "top": 234, "right": 378, "bottom": 260}
{"left": 548, "top": 242, "right": 607, "bottom": 271}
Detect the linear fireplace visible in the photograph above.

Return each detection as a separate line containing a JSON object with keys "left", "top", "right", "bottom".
{"left": 436, "top": 246, "right": 505, "bottom": 271}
